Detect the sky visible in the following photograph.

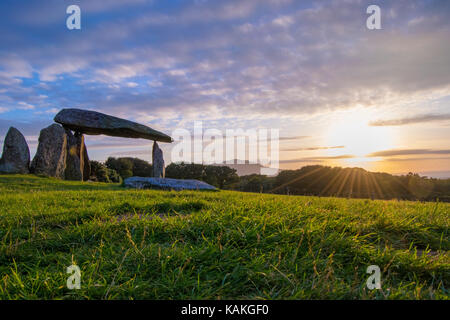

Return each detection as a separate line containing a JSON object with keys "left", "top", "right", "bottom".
{"left": 0, "top": 0, "right": 449, "bottom": 177}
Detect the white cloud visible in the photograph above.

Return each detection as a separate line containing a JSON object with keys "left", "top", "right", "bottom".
{"left": 40, "top": 59, "right": 87, "bottom": 82}
{"left": 126, "top": 82, "right": 139, "bottom": 88}
{"left": 17, "top": 102, "right": 35, "bottom": 110}
{"left": 0, "top": 55, "right": 33, "bottom": 79}
{"left": 272, "top": 15, "right": 294, "bottom": 27}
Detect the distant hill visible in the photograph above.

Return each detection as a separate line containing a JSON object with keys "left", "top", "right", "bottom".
{"left": 235, "top": 165, "right": 450, "bottom": 202}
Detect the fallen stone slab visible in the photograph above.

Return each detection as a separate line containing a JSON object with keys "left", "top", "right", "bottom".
{"left": 123, "top": 177, "right": 217, "bottom": 191}
{"left": 54, "top": 108, "right": 173, "bottom": 143}
{"left": 0, "top": 127, "right": 30, "bottom": 174}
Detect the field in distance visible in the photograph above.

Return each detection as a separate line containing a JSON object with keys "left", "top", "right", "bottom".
{"left": 0, "top": 174, "right": 448, "bottom": 299}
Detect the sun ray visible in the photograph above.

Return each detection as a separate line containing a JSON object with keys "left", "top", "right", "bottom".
{"left": 320, "top": 169, "right": 346, "bottom": 196}
{"left": 363, "top": 170, "right": 372, "bottom": 199}
{"left": 269, "top": 166, "right": 323, "bottom": 194}
{"left": 368, "top": 172, "right": 384, "bottom": 199}
{"left": 335, "top": 169, "right": 352, "bottom": 198}
{"left": 304, "top": 167, "right": 333, "bottom": 192}
{"left": 347, "top": 169, "right": 357, "bottom": 198}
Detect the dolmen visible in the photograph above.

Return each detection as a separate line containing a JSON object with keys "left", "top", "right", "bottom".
{"left": 0, "top": 108, "right": 173, "bottom": 180}
{"left": 53, "top": 108, "right": 173, "bottom": 180}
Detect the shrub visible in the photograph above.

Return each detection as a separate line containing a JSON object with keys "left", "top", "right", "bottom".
{"left": 90, "top": 160, "right": 121, "bottom": 183}
{"left": 105, "top": 157, "right": 153, "bottom": 179}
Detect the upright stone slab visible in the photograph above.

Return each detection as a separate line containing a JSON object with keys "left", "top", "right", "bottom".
{"left": 0, "top": 127, "right": 30, "bottom": 174}
{"left": 152, "top": 141, "right": 165, "bottom": 178}
{"left": 64, "top": 130, "right": 83, "bottom": 181}
{"left": 30, "top": 124, "right": 67, "bottom": 179}
{"left": 82, "top": 142, "right": 90, "bottom": 181}
{"left": 64, "top": 130, "right": 91, "bottom": 181}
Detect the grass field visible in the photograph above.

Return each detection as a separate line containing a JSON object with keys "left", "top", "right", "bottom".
{"left": 0, "top": 174, "right": 448, "bottom": 300}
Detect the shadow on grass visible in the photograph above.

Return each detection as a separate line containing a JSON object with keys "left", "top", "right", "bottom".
{"left": 109, "top": 200, "right": 207, "bottom": 216}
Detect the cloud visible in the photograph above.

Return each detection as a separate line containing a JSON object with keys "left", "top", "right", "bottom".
{"left": 0, "top": 0, "right": 449, "bottom": 160}
{"left": 279, "top": 136, "right": 310, "bottom": 141}
{"left": 384, "top": 157, "right": 450, "bottom": 162}
{"left": 272, "top": 15, "right": 294, "bottom": 27}
{"left": 367, "top": 149, "right": 450, "bottom": 157}
{"left": 87, "top": 141, "right": 152, "bottom": 150}
{"left": 17, "top": 102, "right": 35, "bottom": 110}
{"left": 109, "top": 150, "right": 150, "bottom": 156}
{"left": 3, "top": 0, "right": 449, "bottom": 121}
{"left": 369, "top": 114, "right": 450, "bottom": 126}
{"left": 282, "top": 145, "right": 345, "bottom": 151}
{"left": 280, "top": 154, "right": 355, "bottom": 163}
{"left": 0, "top": 54, "right": 33, "bottom": 79}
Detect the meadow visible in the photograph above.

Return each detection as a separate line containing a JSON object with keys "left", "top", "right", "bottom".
{"left": 0, "top": 174, "right": 448, "bottom": 299}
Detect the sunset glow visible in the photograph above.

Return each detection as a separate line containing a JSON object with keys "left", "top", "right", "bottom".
{"left": 325, "top": 111, "right": 395, "bottom": 158}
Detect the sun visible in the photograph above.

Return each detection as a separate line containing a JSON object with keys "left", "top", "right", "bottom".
{"left": 325, "top": 111, "right": 395, "bottom": 158}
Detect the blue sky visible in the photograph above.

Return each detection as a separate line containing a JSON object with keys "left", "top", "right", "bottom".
{"left": 0, "top": 0, "right": 449, "bottom": 176}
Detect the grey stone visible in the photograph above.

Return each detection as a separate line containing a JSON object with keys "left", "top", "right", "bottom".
{"left": 0, "top": 127, "right": 30, "bottom": 174}
{"left": 123, "top": 177, "right": 217, "bottom": 191}
{"left": 152, "top": 141, "right": 165, "bottom": 178}
{"left": 54, "top": 108, "right": 173, "bottom": 143}
{"left": 30, "top": 124, "right": 67, "bottom": 178}
{"left": 64, "top": 130, "right": 91, "bottom": 181}
{"left": 82, "top": 142, "right": 90, "bottom": 181}
{"left": 64, "top": 130, "right": 83, "bottom": 181}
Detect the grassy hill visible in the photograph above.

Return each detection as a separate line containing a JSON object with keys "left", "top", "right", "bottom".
{"left": 0, "top": 174, "right": 448, "bottom": 299}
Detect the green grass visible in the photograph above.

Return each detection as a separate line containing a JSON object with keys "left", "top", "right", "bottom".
{"left": 0, "top": 174, "right": 448, "bottom": 300}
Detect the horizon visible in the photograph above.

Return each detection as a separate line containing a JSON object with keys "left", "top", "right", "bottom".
{"left": 1, "top": 0, "right": 449, "bottom": 177}
{"left": 94, "top": 156, "right": 450, "bottom": 179}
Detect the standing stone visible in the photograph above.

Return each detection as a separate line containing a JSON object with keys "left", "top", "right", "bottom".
{"left": 30, "top": 124, "right": 67, "bottom": 179}
{"left": 64, "top": 130, "right": 83, "bottom": 181}
{"left": 0, "top": 127, "right": 30, "bottom": 174}
{"left": 82, "top": 141, "right": 90, "bottom": 181}
{"left": 152, "top": 141, "right": 165, "bottom": 178}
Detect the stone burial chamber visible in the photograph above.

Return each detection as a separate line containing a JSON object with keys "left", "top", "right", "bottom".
{"left": 1, "top": 108, "right": 216, "bottom": 190}
{"left": 4, "top": 108, "right": 174, "bottom": 181}
{"left": 51, "top": 108, "right": 173, "bottom": 180}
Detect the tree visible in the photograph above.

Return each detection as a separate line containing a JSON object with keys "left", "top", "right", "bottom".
{"left": 165, "top": 162, "right": 239, "bottom": 189}
{"left": 90, "top": 160, "right": 121, "bottom": 183}
{"left": 105, "top": 157, "right": 133, "bottom": 179}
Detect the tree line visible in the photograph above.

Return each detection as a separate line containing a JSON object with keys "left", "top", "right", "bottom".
{"left": 89, "top": 157, "right": 239, "bottom": 189}
{"left": 90, "top": 157, "right": 450, "bottom": 202}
